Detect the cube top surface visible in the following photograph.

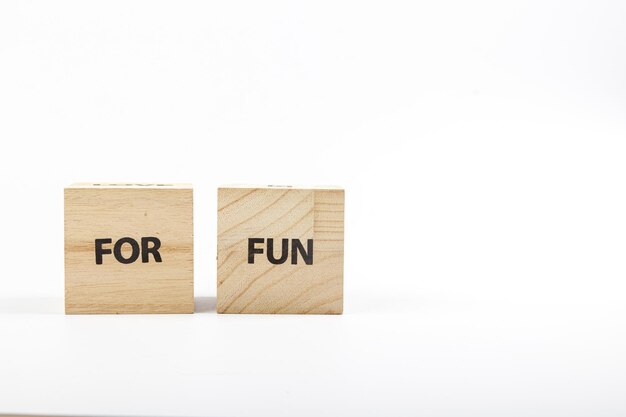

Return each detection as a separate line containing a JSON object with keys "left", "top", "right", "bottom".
{"left": 217, "top": 186, "right": 344, "bottom": 314}
{"left": 218, "top": 184, "right": 343, "bottom": 191}
{"left": 66, "top": 182, "right": 192, "bottom": 189}
{"left": 64, "top": 183, "right": 194, "bottom": 314}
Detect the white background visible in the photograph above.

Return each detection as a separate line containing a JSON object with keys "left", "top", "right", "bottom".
{"left": 1, "top": 1, "right": 625, "bottom": 416}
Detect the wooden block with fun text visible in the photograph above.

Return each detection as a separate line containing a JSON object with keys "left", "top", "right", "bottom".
{"left": 64, "top": 183, "right": 194, "bottom": 314}
{"left": 217, "top": 185, "right": 344, "bottom": 314}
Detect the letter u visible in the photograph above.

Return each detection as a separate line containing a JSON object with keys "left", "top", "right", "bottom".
{"left": 267, "top": 238, "right": 289, "bottom": 264}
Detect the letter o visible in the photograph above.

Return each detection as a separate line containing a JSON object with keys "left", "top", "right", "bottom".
{"left": 114, "top": 237, "right": 140, "bottom": 264}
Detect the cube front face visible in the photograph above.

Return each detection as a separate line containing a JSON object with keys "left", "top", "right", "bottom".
{"left": 64, "top": 183, "right": 194, "bottom": 314}
{"left": 217, "top": 186, "right": 344, "bottom": 314}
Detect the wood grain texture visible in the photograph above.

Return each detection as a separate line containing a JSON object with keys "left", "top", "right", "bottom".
{"left": 217, "top": 186, "right": 344, "bottom": 314}
{"left": 64, "top": 183, "right": 194, "bottom": 314}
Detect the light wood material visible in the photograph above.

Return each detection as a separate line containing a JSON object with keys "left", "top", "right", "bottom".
{"left": 217, "top": 185, "right": 344, "bottom": 314}
{"left": 64, "top": 183, "right": 194, "bottom": 314}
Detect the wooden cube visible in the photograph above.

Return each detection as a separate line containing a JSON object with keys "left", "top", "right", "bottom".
{"left": 217, "top": 185, "right": 344, "bottom": 314}
{"left": 64, "top": 183, "right": 194, "bottom": 314}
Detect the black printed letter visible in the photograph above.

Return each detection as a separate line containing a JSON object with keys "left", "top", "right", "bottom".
{"left": 248, "top": 238, "right": 265, "bottom": 264}
{"left": 291, "top": 239, "right": 313, "bottom": 265}
{"left": 267, "top": 238, "right": 289, "bottom": 264}
{"left": 141, "top": 237, "right": 162, "bottom": 263}
{"left": 114, "top": 237, "right": 140, "bottom": 264}
{"left": 95, "top": 238, "right": 112, "bottom": 265}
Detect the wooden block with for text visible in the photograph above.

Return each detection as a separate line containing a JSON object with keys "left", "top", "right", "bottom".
{"left": 64, "top": 183, "right": 194, "bottom": 314}
{"left": 217, "top": 185, "right": 344, "bottom": 314}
